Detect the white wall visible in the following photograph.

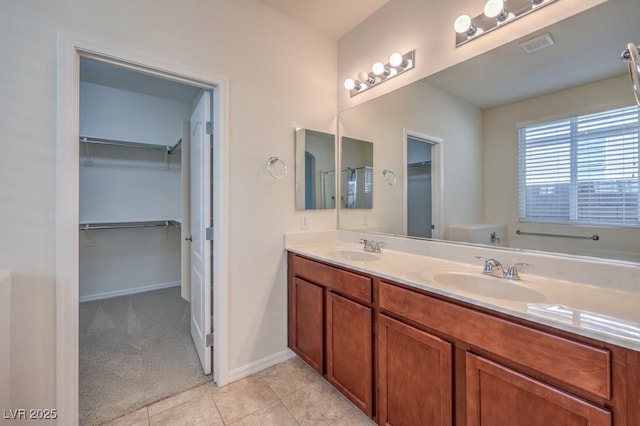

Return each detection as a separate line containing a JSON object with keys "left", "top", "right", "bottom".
{"left": 79, "top": 82, "right": 185, "bottom": 223}
{"left": 78, "top": 82, "right": 186, "bottom": 301}
{"left": 484, "top": 75, "right": 640, "bottom": 261}
{"left": 0, "top": 0, "right": 336, "bottom": 418}
{"left": 337, "top": 0, "right": 605, "bottom": 111}
{"left": 339, "top": 80, "right": 484, "bottom": 235}
{"left": 80, "top": 82, "right": 189, "bottom": 146}
{"left": 79, "top": 227, "right": 181, "bottom": 301}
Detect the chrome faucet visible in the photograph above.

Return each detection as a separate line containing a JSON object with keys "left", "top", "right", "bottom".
{"left": 504, "top": 262, "right": 528, "bottom": 280}
{"left": 360, "top": 239, "right": 383, "bottom": 253}
{"left": 476, "top": 256, "right": 528, "bottom": 280}
{"left": 476, "top": 256, "right": 505, "bottom": 278}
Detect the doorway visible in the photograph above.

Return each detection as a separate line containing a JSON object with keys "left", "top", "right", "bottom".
{"left": 404, "top": 133, "right": 443, "bottom": 239}
{"left": 55, "top": 34, "right": 229, "bottom": 426}
{"left": 77, "top": 58, "right": 215, "bottom": 423}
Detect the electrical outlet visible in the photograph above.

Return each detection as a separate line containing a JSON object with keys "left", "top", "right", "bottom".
{"left": 363, "top": 213, "right": 368, "bottom": 225}
{"left": 300, "top": 214, "right": 309, "bottom": 230}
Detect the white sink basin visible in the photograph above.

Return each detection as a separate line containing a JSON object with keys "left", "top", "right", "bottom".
{"left": 331, "top": 250, "right": 380, "bottom": 262}
{"left": 434, "top": 272, "right": 545, "bottom": 303}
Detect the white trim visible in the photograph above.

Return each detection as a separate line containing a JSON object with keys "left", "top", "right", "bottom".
{"left": 403, "top": 130, "right": 444, "bottom": 239}
{"left": 79, "top": 281, "right": 180, "bottom": 303}
{"left": 55, "top": 32, "right": 230, "bottom": 425}
{"left": 227, "top": 349, "right": 297, "bottom": 383}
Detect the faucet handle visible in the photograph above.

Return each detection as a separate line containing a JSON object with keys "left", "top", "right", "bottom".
{"left": 505, "top": 262, "right": 528, "bottom": 280}
{"left": 360, "top": 239, "right": 373, "bottom": 252}
{"left": 475, "top": 256, "right": 502, "bottom": 274}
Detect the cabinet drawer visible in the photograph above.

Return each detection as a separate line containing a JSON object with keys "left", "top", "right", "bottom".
{"left": 379, "top": 281, "right": 611, "bottom": 399}
{"left": 291, "top": 255, "right": 372, "bottom": 303}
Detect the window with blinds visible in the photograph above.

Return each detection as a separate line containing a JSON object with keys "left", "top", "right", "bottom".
{"left": 518, "top": 105, "right": 639, "bottom": 226}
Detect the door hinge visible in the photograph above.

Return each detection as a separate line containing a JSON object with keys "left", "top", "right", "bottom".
{"left": 206, "top": 121, "right": 213, "bottom": 135}
{"left": 206, "top": 333, "right": 213, "bottom": 347}
{"left": 206, "top": 227, "right": 214, "bottom": 241}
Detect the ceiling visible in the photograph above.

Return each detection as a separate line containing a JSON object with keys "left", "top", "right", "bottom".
{"left": 80, "top": 59, "right": 203, "bottom": 104}
{"left": 424, "top": 0, "right": 640, "bottom": 108}
{"left": 255, "top": 0, "right": 389, "bottom": 38}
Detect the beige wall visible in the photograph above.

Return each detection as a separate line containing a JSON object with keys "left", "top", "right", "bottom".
{"left": 484, "top": 74, "right": 640, "bottom": 261}
{"left": 0, "top": 0, "right": 336, "bottom": 416}
{"left": 339, "top": 80, "right": 484, "bottom": 234}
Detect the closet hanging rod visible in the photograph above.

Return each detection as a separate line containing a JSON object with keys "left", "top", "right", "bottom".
{"left": 80, "top": 220, "right": 181, "bottom": 231}
{"left": 167, "top": 138, "right": 182, "bottom": 154}
{"left": 80, "top": 136, "right": 181, "bottom": 154}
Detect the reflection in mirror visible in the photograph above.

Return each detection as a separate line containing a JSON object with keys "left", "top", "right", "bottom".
{"left": 340, "top": 137, "right": 373, "bottom": 209}
{"left": 338, "top": 0, "right": 640, "bottom": 263}
{"left": 295, "top": 129, "right": 336, "bottom": 210}
{"left": 407, "top": 136, "right": 434, "bottom": 239}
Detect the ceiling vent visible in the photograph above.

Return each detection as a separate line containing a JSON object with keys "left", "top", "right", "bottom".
{"left": 519, "top": 33, "right": 555, "bottom": 54}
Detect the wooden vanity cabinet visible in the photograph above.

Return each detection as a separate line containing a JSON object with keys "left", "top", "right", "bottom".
{"left": 378, "top": 314, "right": 453, "bottom": 426}
{"left": 288, "top": 252, "right": 639, "bottom": 426}
{"left": 289, "top": 276, "right": 324, "bottom": 373}
{"left": 378, "top": 280, "right": 617, "bottom": 426}
{"left": 326, "top": 291, "right": 373, "bottom": 415}
{"left": 466, "top": 353, "right": 611, "bottom": 426}
{"left": 288, "top": 253, "right": 374, "bottom": 416}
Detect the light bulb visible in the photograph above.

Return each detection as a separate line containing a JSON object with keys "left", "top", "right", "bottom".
{"left": 454, "top": 14, "right": 477, "bottom": 37}
{"left": 372, "top": 62, "right": 386, "bottom": 76}
{"left": 454, "top": 15, "right": 472, "bottom": 34}
{"left": 358, "top": 71, "right": 374, "bottom": 84}
{"left": 344, "top": 78, "right": 357, "bottom": 91}
{"left": 389, "top": 52, "right": 404, "bottom": 68}
{"left": 484, "top": 0, "right": 505, "bottom": 19}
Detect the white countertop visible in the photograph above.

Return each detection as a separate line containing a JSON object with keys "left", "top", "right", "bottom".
{"left": 286, "top": 237, "right": 640, "bottom": 352}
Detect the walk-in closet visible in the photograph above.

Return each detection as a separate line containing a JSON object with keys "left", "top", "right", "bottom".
{"left": 77, "top": 58, "right": 211, "bottom": 425}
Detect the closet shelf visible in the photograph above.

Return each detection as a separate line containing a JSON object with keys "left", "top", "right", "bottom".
{"left": 80, "top": 136, "right": 182, "bottom": 166}
{"left": 80, "top": 220, "right": 181, "bottom": 231}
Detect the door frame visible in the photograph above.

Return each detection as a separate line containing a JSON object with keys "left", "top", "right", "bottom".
{"left": 402, "top": 130, "right": 444, "bottom": 239}
{"left": 55, "top": 32, "right": 230, "bottom": 425}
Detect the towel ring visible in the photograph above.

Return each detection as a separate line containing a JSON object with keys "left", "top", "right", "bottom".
{"left": 623, "top": 43, "right": 640, "bottom": 106}
{"left": 267, "top": 156, "right": 287, "bottom": 179}
{"left": 382, "top": 169, "right": 397, "bottom": 186}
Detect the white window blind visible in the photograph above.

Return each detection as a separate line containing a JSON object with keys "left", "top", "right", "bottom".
{"left": 518, "top": 105, "right": 639, "bottom": 226}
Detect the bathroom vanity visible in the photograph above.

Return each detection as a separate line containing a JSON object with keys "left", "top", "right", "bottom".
{"left": 287, "top": 238, "right": 640, "bottom": 426}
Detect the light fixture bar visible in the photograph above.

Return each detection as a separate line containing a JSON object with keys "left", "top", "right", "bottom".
{"left": 345, "top": 50, "right": 415, "bottom": 98}
{"left": 455, "top": 0, "right": 558, "bottom": 47}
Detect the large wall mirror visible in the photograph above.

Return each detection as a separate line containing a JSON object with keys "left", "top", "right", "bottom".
{"left": 338, "top": 0, "right": 640, "bottom": 263}
{"left": 295, "top": 129, "right": 336, "bottom": 210}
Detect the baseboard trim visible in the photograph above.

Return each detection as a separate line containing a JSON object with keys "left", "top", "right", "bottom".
{"left": 79, "top": 281, "right": 180, "bottom": 303}
{"left": 227, "top": 349, "right": 297, "bottom": 383}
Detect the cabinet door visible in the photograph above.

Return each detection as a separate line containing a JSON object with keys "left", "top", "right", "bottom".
{"left": 290, "top": 277, "right": 324, "bottom": 373}
{"left": 326, "top": 291, "right": 373, "bottom": 416}
{"left": 378, "top": 314, "right": 453, "bottom": 426}
{"left": 466, "top": 353, "right": 611, "bottom": 426}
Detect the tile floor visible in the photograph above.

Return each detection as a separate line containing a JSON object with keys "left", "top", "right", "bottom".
{"left": 103, "top": 356, "right": 376, "bottom": 425}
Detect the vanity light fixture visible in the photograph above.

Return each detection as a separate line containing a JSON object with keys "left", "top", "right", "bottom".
{"left": 454, "top": 0, "right": 558, "bottom": 47}
{"left": 344, "top": 50, "right": 415, "bottom": 97}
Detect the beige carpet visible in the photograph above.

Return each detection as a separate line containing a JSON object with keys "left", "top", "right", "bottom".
{"left": 79, "top": 287, "right": 211, "bottom": 425}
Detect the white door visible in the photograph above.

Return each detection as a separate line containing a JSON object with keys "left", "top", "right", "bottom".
{"left": 190, "top": 91, "right": 212, "bottom": 374}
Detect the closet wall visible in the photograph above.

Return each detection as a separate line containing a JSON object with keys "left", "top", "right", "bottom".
{"left": 79, "top": 81, "right": 190, "bottom": 301}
